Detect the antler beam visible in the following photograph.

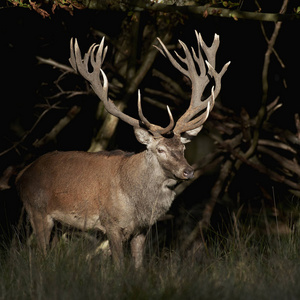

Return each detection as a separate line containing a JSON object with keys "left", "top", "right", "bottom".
{"left": 156, "top": 30, "right": 230, "bottom": 135}
{"left": 69, "top": 37, "right": 174, "bottom": 137}
{"left": 70, "top": 32, "right": 229, "bottom": 138}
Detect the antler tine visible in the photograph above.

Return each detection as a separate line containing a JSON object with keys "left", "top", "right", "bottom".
{"left": 173, "top": 59, "right": 229, "bottom": 134}
{"left": 70, "top": 38, "right": 140, "bottom": 128}
{"left": 137, "top": 90, "right": 175, "bottom": 136}
{"left": 173, "top": 86, "right": 215, "bottom": 134}
{"left": 191, "top": 46, "right": 206, "bottom": 78}
{"left": 196, "top": 32, "right": 220, "bottom": 70}
{"left": 190, "top": 31, "right": 210, "bottom": 79}
{"left": 205, "top": 60, "right": 231, "bottom": 102}
{"left": 70, "top": 37, "right": 175, "bottom": 137}
{"left": 155, "top": 38, "right": 189, "bottom": 78}
{"left": 156, "top": 31, "right": 230, "bottom": 135}
{"left": 90, "top": 37, "right": 108, "bottom": 70}
{"left": 185, "top": 86, "right": 214, "bottom": 131}
{"left": 69, "top": 38, "right": 77, "bottom": 72}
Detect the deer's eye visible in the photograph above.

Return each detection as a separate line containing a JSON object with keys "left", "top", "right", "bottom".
{"left": 157, "top": 147, "right": 165, "bottom": 154}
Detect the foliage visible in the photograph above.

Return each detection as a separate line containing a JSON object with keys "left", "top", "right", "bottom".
{"left": 220, "top": 0, "right": 239, "bottom": 9}
{"left": 5, "top": 0, "right": 300, "bottom": 22}
{"left": 8, "top": 0, "right": 85, "bottom": 17}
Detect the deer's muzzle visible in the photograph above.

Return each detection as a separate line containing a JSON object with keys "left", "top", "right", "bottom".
{"left": 182, "top": 167, "right": 194, "bottom": 180}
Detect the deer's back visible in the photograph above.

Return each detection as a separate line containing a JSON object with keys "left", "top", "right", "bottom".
{"left": 16, "top": 151, "right": 133, "bottom": 227}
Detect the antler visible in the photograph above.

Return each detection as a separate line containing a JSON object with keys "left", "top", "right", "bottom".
{"left": 155, "top": 30, "right": 230, "bottom": 135}
{"left": 69, "top": 37, "right": 174, "bottom": 137}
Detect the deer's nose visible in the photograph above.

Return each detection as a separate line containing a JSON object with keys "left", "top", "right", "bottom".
{"left": 183, "top": 168, "right": 194, "bottom": 179}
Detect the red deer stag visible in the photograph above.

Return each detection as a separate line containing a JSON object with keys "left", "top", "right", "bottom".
{"left": 17, "top": 31, "right": 230, "bottom": 268}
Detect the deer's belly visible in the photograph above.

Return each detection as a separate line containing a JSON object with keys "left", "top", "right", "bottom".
{"left": 50, "top": 210, "right": 106, "bottom": 233}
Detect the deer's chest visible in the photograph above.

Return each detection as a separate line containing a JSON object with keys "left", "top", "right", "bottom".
{"left": 133, "top": 179, "right": 176, "bottom": 227}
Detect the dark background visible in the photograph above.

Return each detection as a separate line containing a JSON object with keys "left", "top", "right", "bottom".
{"left": 0, "top": 1, "right": 299, "bottom": 250}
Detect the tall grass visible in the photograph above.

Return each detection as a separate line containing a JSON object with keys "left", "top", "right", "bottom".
{"left": 1, "top": 223, "right": 300, "bottom": 300}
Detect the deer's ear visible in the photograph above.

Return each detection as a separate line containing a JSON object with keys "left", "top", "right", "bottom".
{"left": 180, "top": 127, "right": 202, "bottom": 144}
{"left": 134, "top": 127, "right": 154, "bottom": 145}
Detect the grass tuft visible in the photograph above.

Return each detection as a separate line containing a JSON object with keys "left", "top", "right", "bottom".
{"left": 1, "top": 224, "right": 300, "bottom": 299}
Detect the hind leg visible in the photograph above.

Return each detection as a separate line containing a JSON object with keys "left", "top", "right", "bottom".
{"left": 27, "top": 208, "right": 54, "bottom": 255}
{"left": 131, "top": 234, "right": 145, "bottom": 269}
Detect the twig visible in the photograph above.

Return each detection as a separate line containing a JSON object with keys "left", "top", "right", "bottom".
{"left": 266, "top": 96, "right": 283, "bottom": 120}
{"left": 255, "top": 0, "right": 288, "bottom": 140}
{"left": 33, "top": 106, "right": 81, "bottom": 148}
{"left": 258, "top": 139, "right": 296, "bottom": 154}
{"left": 144, "top": 87, "right": 179, "bottom": 105}
{"left": 235, "top": 0, "right": 288, "bottom": 166}
{"left": 142, "top": 96, "right": 172, "bottom": 111}
{"left": 257, "top": 145, "right": 300, "bottom": 177}
{"left": 240, "top": 107, "right": 251, "bottom": 147}
{"left": 295, "top": 113, "right": 300, "bottom": 140}
{"left": 0, "top": 101, "right": 60, "bottom": 157}
{"left": 36, "top": 56, "right": 75, "bottom": 73}
{"left": 180, "top": 158, "right": 235, "bottom": 253}
{"left": 0, "top": 166, "right": 17, "bottom": 191}
{"left": 152, "top": 68, "right": 188, "bottom": 101}
{"left": 222, "top": 141, "right": 300, "bottom": 190}
{"left": 263, "top": 121, "right": 300, "bottom": 147}
{"left": 83, "top": 0, "right": 300, "bottom": 22}
{"left": 260, "top": 23, "right": 286, "bottom": 69}
{"left": 175, "top": 151, "right": 223, "bottom": 196}
{"left": 46, "top": 90, "right": 89, "bottom": 100}
{"left": 201, "top": 159, "right": 235, "bottom": 228}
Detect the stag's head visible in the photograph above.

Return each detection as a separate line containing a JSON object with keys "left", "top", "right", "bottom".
{"left": 69, "top": 31, "right": 230, "bottom": 181}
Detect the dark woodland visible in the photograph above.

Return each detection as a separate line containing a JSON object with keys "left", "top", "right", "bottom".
{"left": 0, "top": 1, "right": 300, "bottom": 297}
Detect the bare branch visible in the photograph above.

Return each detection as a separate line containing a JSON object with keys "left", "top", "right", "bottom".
{"left": 233, "top": 0, "right": 288, "bottom": 168}
{"left": 33, "top": 106, "right": 81, "bottom": 148}
{"left": 295, "top": 113, "right": 300, "bottom": 140}
{"left": 36, "top": 56, "right": 75, "bottom": 73}
{"left": 152, "top": 68, "right": 188, "bottom": 101}
{"left": 82, "top": 0, "right": 300, "bottom": 22}
{"left": 0, "top": 101, "right": 60, "bottom": 157}
{"left": 257, "top": 145, "right": 300, "bottom": 177}
{"left": 258, "top": 139, "right": 297, "bottom": 154}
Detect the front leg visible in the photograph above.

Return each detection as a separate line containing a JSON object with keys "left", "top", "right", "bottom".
{"left": 130, "top": 234, "right": 146, "bottom": 269}
{"left": 107, "top": 229, "right": 124, "bottom": 268}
